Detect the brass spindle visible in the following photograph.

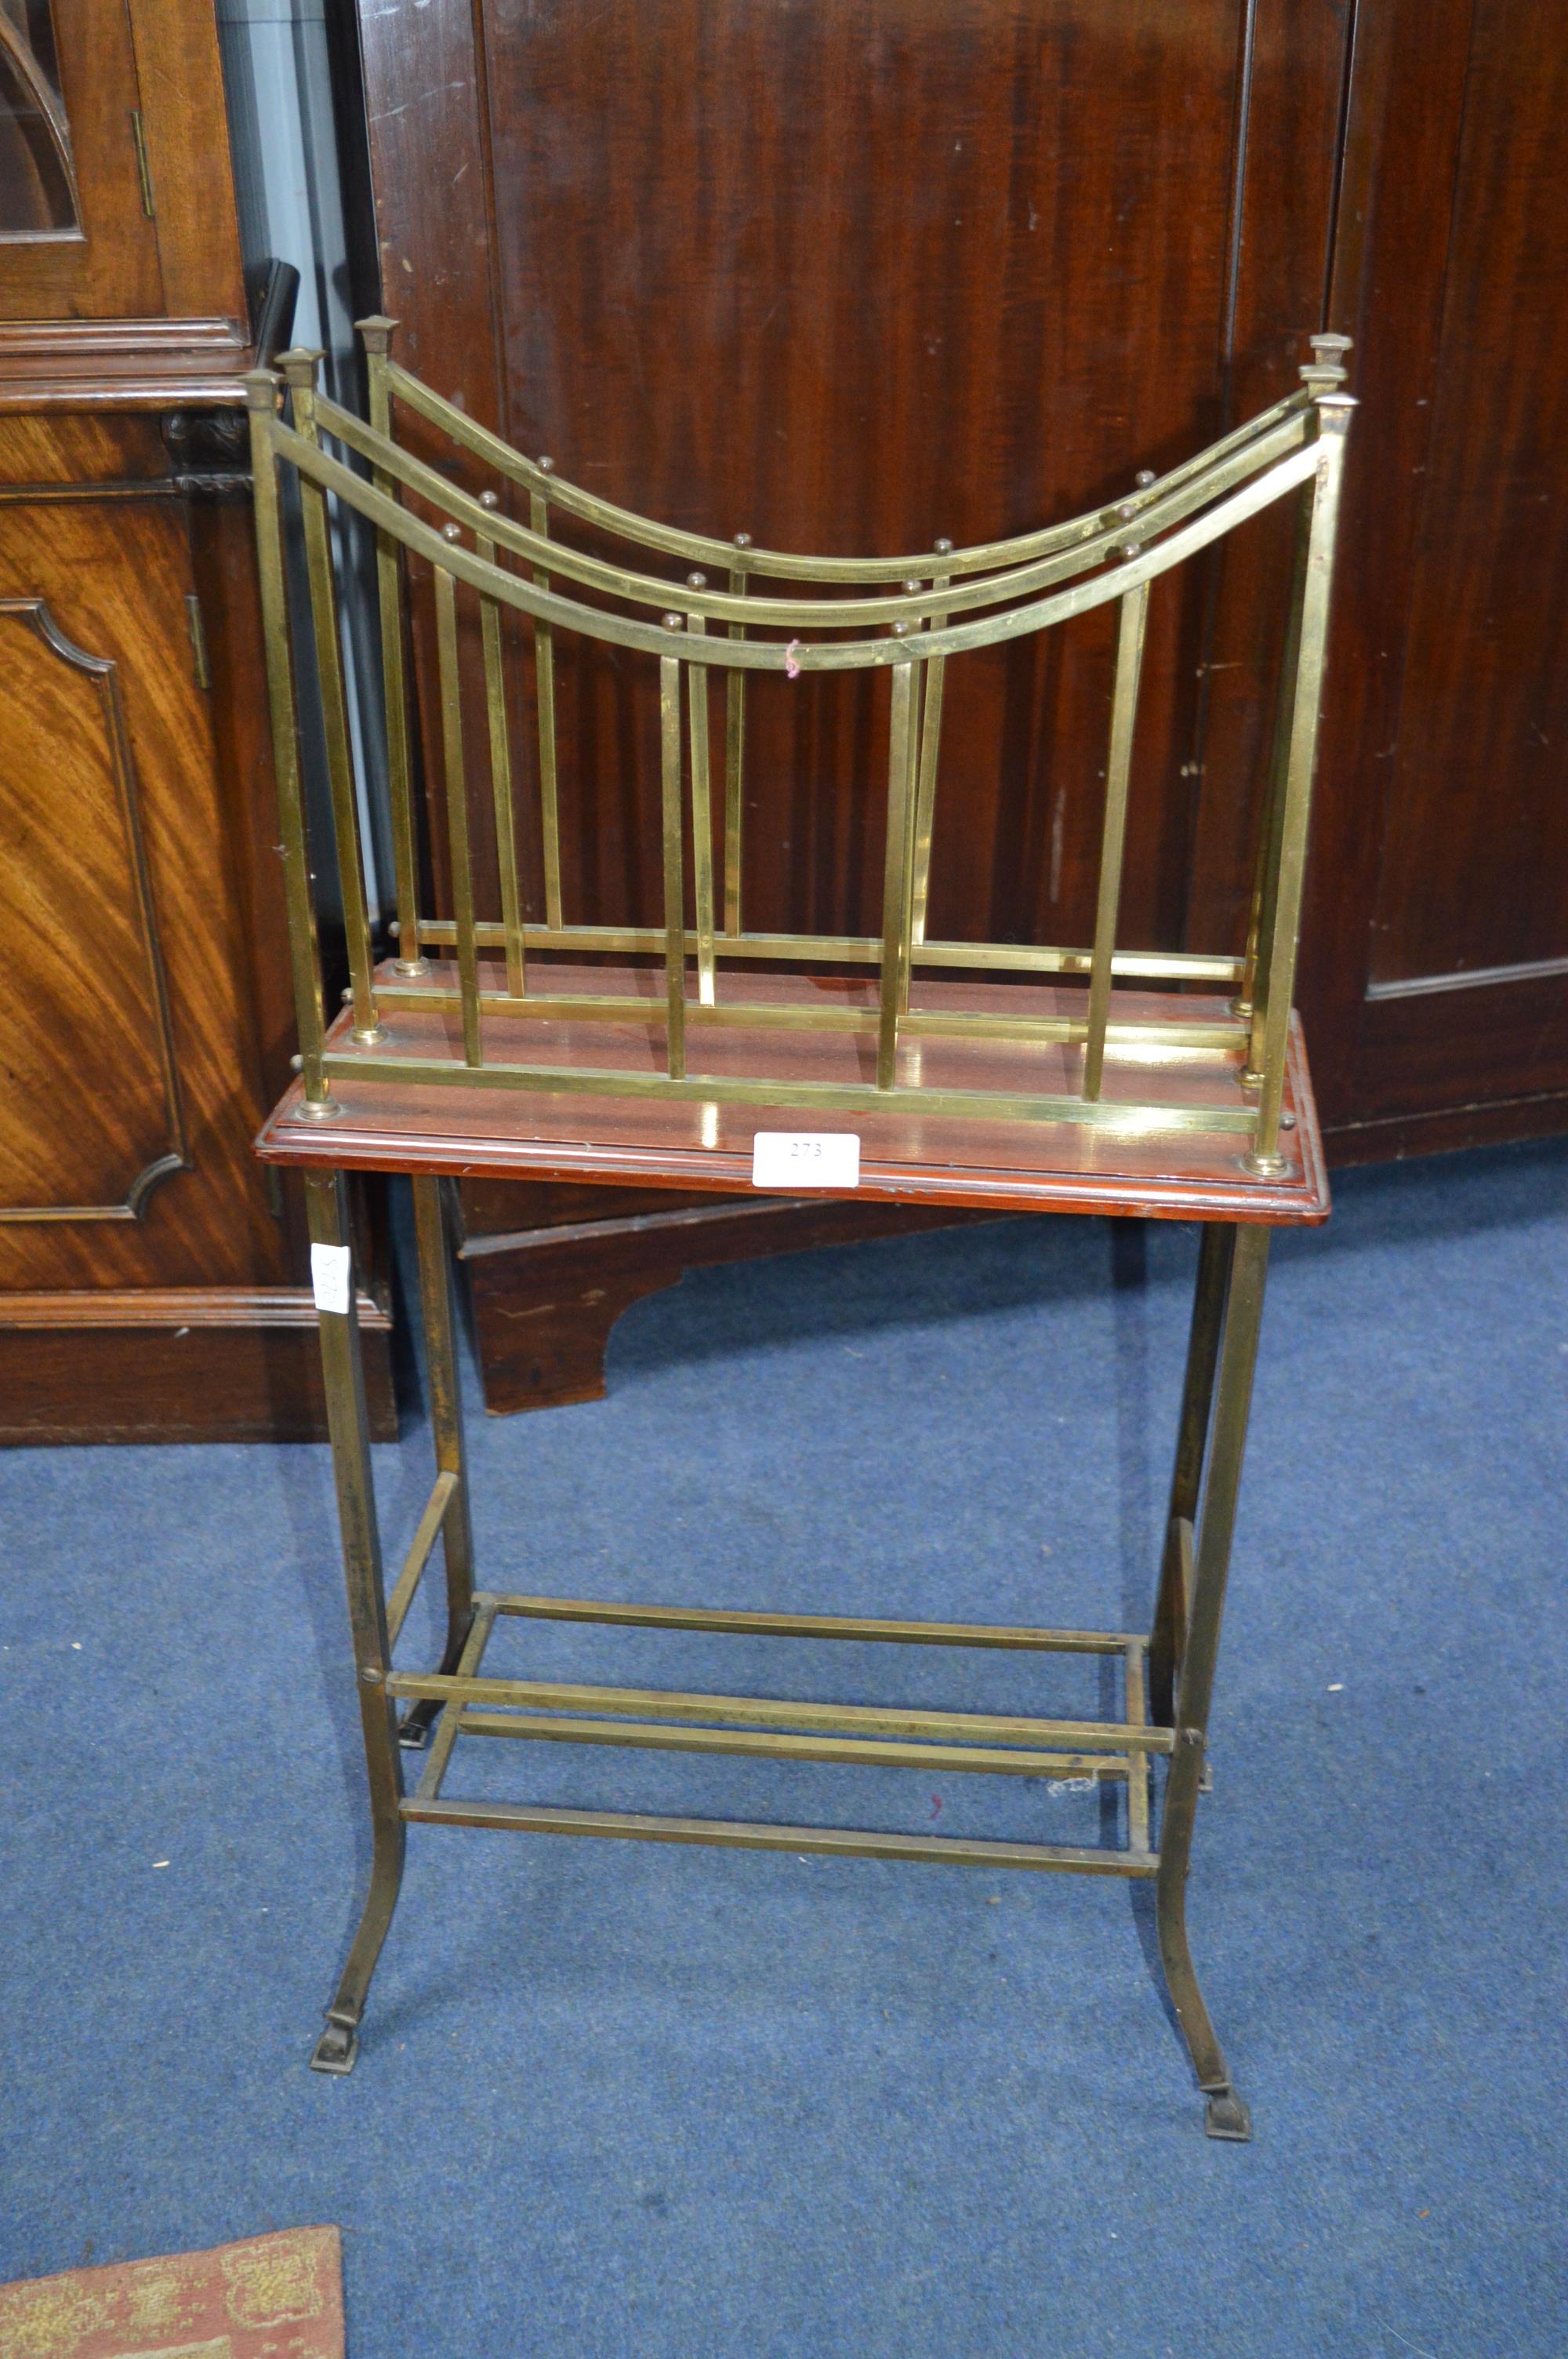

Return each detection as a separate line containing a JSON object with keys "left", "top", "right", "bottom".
{"left": 1239, "top": 483, "right": 1313, "bottom": 1047}
{"left": 281, "top": 347, "right": 382, "bottom": 1045}
{"left": 1083, "top": 579, "right": 1150, "bottom": 1101}
{"left": 434, "top": 529, "right": 482, "bottom": 1068}
{"left": 685, "top": 577, "right": 717, "bottom": 1005}
{"left": 659, "top": 634, "right": 688, "bottom": 1078}
{"left": 244, "top": 368, "right": 332, "bottom": 1111}
{"left": 895, "top": 585, "right": 927, "bottom": 1020}
{"left": 357, "top": 316, "right": 425, "bottom": 975}
{"left": 529, "top": 465, "right": 564, "bottom": 932}
{"left": 1245, "top": 380, "right": 1352, "bottom": 1172}
{"left": 723, "top": 536, "right": 750, "bottom": 934}
{"left": 477, "top": 491, "right": 527, "bottom": 999}
{"left": 909, "top": 538, "right": 953, "bottom": 949}
{"left": 877, "top": 656, "right": 918, "bottom": 1089}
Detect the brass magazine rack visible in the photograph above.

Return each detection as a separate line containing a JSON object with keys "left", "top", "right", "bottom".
{"left": 249, "top": 325, "right": 1353, "bottom": 2136}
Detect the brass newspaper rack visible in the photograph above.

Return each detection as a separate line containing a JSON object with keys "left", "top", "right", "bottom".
{"left": 250, "top": 325, "right": 1352, "bottom": 2135}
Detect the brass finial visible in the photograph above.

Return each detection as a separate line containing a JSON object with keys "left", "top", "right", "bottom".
{"left": 1301, "top": 333, "right": 1352, "bottom": 394}
{"left": 277, "top": 346, "right": 322, "bottom": 388}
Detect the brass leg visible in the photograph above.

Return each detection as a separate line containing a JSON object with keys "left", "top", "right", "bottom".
{"left": 306, "top": 1170, "right": 405, "bottom": 2075}
{"left": 397, "top": 1176, "right": 479, "bottom": 1750}
{"left": 1153, "top": 1221, "right": 1270, "bottom": 2140}
{"left": 1149, "top": 1223, "right": 1234, "bottom": 1728}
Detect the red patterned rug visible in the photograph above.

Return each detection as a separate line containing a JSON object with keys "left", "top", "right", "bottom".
{"left": 0, "top": 2227, "right": 343, "bottom": 2358}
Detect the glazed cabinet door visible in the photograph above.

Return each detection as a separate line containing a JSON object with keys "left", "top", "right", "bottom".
{"left": 0, "top": 0, "right": 164, "bottom": 319}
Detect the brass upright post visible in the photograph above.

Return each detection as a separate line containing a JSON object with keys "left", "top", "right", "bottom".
{"left": 476, "top": 491, "right": 528, "bottom": 999}
{"left": 281, "top": 347, "right": 383, "bottom": 1046}
{"left": 244, "top": 367, "right": 335, "bottom": 1116}
{"left": 723, "top": 537, "right": 750, "bottom": 935}
{"left": 684, "top": 580, "right": 717, "bottom": 1006}
{"left": 1083, "top": 577, "right": 1150, "bottom": 1100}
{"left": 909, "top": 540, "right": 953, "bottom": 951}
{"left": 1245, "top": 340, "right": 1354, "bottom": 1172}
{"left": 529, "top": 467, "right": 564, "bottom": 932}
{"left": 305, "top": 1169, "right": 405, "bottom": 2072}
{"left": 659, "top": 636, "right": 688, "bottom": 1078}
{"left": 877, "top": 658, "right": 918, "bottom": 1089}
{"left": 434, "top": 532, "right": 483, "bottom": 1068}
{"left": 356, "top": 315, "right": 427, "bottom": 976}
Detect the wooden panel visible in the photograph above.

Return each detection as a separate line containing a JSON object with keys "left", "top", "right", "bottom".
{"left": 0, "top": 596, "right": 187, "bottom": 1219}
{"left": 358, "top": 0, "right": 1350, "bottom": 962}
{"left": 0, "top": 456, "right": 285, "bottom": 1292}
{"left": 1367, "top": 2, "right": 1568, "bottom": 987}
{"left": 1303, "top": 0, "right": 1568, "bottom": 1144}
{"left": 0, "top": 1294, "right": 397, "bottom": 1445}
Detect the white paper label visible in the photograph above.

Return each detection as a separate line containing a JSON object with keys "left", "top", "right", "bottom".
{"left": 310, "top": 1241, "right": 352, "bottom": 1315}
{"left": 750, "top": 1132, "right": 861, "bottom": 1190}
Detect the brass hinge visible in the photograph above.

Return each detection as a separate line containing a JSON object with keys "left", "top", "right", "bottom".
{"left": 129, "top": 109, "right": 155, "bottom": 217}
{"left": 184, "top": 592, "right": 211, "bottom": 691}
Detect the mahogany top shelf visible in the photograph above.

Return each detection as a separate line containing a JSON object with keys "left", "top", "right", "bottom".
{"left": 257, "top": 966, "right": 1330, "bottom": 1225}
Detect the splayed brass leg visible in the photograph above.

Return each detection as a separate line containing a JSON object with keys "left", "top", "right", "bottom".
{"left": 1149, "top": 1223, "right": 1234, "bottom": 1727}
{"left": 397, "top": 1177, "right": 477, "bottom": 1750}
{"left": 306, "top": 1170, "right": 405, "bottom": 2074}
{"left": 1153, "top": 1221, "right": 1269, "bottom": 2137}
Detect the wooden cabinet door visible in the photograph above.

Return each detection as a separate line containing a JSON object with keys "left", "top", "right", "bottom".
{"left": 1303, "top": 0, "right": 1568, "bottom": 1154}
{"left": 0, "top": 431, "right": 283, "bottom": 1289}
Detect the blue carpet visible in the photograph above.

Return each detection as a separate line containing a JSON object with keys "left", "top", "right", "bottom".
{"left": 2, "top": 1140, "right": 1564, "bottom": 2357}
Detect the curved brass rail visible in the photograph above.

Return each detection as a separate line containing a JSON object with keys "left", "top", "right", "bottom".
{"left": 387, "top": 356, "right": 1312, "bottom": 588}
{"left": 273, "top": 413, "right": 1323, "bottom": 672}
{"left": 313, "top": 386, "right": 1311, "bottom": 637}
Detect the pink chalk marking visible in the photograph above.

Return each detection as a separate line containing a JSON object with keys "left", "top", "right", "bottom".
{"left": 785, "top": 639, "right": 803, "bottom": 680}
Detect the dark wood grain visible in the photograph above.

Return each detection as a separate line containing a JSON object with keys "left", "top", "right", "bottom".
{"left": 0, "top": 1292, "right": 397, "bottom": 1445}
{"left": 1304, "top": 0, "right": 1568, "bottom": 1143}
{"left": 358, "top": 0, "right": 1348, "bottom": 958}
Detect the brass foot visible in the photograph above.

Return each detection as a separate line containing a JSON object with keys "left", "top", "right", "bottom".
{"left": 1203, "top": 2086, "right": 1253, "bottom": 2142}
{"left": 397, "top": 1705, "right": 433, "bottom": 1751}
{"left": 310, "top": 2016, "right": 360, "bottom": 2075}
